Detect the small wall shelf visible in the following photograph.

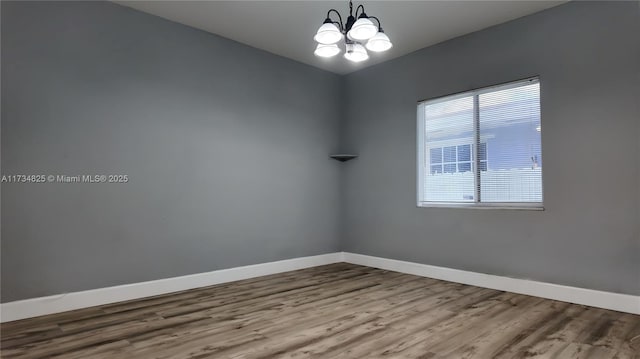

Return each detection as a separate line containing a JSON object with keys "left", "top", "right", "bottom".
{"left": 329, "top": 154, "right": 358, "bottom": 162}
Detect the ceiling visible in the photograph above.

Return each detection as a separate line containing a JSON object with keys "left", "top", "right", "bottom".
{"left": 116, "top": 1, "right": 566, "bottom": 75}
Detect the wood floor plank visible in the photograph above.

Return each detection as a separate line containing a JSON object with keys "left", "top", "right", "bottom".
{"left": 507, "top": 305, "right": 609, "bottom": 358}
{"left": 491, "top": 303, "right": 590, "bottom": 358}
{"left": 1, "top": 263, "right": 638, "bottom": 359}
{"left": 121, "top": 274, "right": 415, "bottom": 352}
{"left": 288, "top": 285, "right": 487, "bottom": 358}
{"left": 60, "top": 266, "right": 376, "bottom": 332}
{"left": 3, "top": 266, "right": 378, "bottom": 351}
{"left": 614, "top": 318, "right": 640, "bottom": 359}
{"left": 357, "top": 292, "right": 539, "bottom": 358}
{"left": 49, "top": 339, "right": 132, "bottom": 359}
{"left": 442, "top": 300, "right": 571, "bottom": 358}
{"left": 123, "top": 274, "right": 434, "bottom": 358}
{"left": 219, "top": 285, "right": 477, "bottom": 359}
{"left": 580, "top": 311, "right": 639, "bottom": 355}
{"left": 1, "top": 264, "right": 368, "bottom": 347}
{"left": 555, "top": 342, "right": 620, "bottom": 359}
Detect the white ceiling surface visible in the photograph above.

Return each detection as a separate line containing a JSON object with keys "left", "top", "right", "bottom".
{"left": 116, "top": 1, "right": 565, "bottom": 75}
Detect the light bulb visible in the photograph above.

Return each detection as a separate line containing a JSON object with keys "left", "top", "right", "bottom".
{"left": 366, "top": 31, "right": 392, "bottom": 52}
{"left": 344, "top": 43, "right": 369, "bottom": 62}
{"left": 314, "top": 43, "right": 341, "bottom": 58}
{"left": 314, "top": 22, "right": 342, "bottom": 45}
{"left": 347, "top": 17, "right": 377, "bottom": 41}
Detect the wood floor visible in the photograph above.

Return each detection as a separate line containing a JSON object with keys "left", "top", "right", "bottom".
{"left": 1, "top": 263, "right": 639, "bottom": 359}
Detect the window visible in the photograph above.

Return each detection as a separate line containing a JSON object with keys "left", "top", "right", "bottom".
{"left": 417, "top": 78, "right": 542, "bottom": 208}
{"left": 429, "top": 143, "right": 485, "bottom": 174}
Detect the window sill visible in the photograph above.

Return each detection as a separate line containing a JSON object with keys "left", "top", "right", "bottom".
{"left": 417, "top": 202, "right": 544, "bottom": 211}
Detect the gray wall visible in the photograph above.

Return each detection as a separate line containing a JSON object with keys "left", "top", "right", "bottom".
{"left": 1, "top": 1, "right": 343, "bottom": 302}
{"left": 2, "top": 0, "right": 639, "bottom": 303}
{"left": 342, "top": 1, "right": 640, "bottom": 295}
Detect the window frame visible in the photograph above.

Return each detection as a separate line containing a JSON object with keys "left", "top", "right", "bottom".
{"left": 416, "top": 77, "right": 544, "bottom": 210}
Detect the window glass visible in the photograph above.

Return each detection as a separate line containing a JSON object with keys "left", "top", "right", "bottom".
{"left": 479, "top": 82, "right": 542, "bottom": 202}
{"left": 423, "top": 95, "right": 475, "bottom": 202}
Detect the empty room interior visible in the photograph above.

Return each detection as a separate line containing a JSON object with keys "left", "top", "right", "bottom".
{"left": 1, "top": 0, "right": 639, "bottom": 358}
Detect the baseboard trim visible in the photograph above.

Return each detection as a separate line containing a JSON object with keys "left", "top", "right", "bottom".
{"left": 342, "top": 252, "right": 640, "bottom": 315}
{"left": 2, "top": 251, "right": 637, "bottom": 322}
{"left": 0, "top": 252, "right": 344, "bottom": 323}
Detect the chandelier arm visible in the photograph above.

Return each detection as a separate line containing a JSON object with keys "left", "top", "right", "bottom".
{"left": 326, "top": 9, "right": 344, "bottom": 31}
{"left": 369, "top": 16, "right": 383, "bottom": 31}
{"left": 355, "top": 4, "right": 365, "bottom": 18}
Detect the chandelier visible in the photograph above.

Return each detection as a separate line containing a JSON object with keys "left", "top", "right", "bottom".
{"left": 313, "top": 1, "right": 392, "bottom": 62}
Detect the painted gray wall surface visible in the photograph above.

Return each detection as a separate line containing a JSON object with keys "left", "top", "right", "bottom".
{"left": 2, "top": 1, "right": 639, "bottom": 303}
{"left": 1, "top": 1, "right": 343, "bottom": 302}
{"left": 342, "top": 1, "right": 640, "bottom": 295}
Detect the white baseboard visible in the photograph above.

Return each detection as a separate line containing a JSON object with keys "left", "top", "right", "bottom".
{"left": 0, "top": 252, "right": 344, "bottom": 323}
{"left": 2, "top": 251, "right": 637, "bottom": 322}
{"left": 342, "top": 252, "right": 640, "bottom": 315}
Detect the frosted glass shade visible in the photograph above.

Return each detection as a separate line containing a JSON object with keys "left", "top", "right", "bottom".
{"left": 314, "top": 23, "right": 342, "bottom": 45}
{"left": 314, "top": 43, "right": 341, "bottom": 58}
{"left": 365, "top": 31, "right": 392, "bottom": 52}
{"left": 344, "top": 43, "right": 369, "bottom": 62}
{"left": 347, "top": 17, "right": 377, "bottom": 41}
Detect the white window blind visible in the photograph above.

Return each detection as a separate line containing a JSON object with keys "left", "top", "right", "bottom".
{"left": 417, "top": 78, "right": 543, "bottom": 208}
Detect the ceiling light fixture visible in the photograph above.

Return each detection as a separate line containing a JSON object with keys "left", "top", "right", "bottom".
{"left": 314, "top": 0, "right": 392, "bottom": 62}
